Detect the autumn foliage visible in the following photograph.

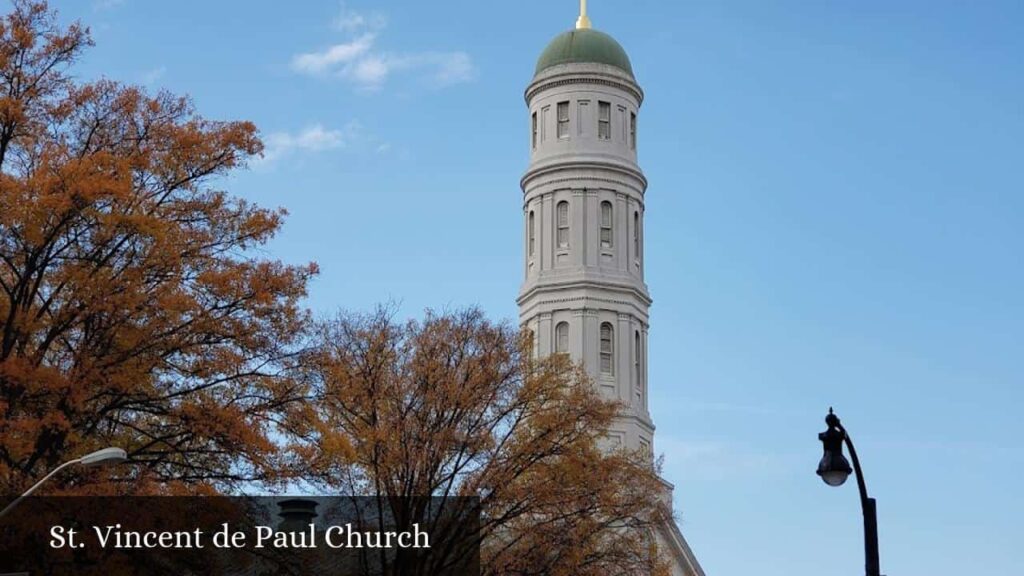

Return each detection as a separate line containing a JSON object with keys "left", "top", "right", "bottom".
{"left": 0, "top": 1, "right": 315, "bottom": 494}
{"left": 292, "top": 307, "right": 671, "bottom": 575}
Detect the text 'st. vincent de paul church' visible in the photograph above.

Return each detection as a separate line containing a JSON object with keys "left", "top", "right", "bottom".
{"left": 517, "top": 3, "right": 705, "bottom": 574}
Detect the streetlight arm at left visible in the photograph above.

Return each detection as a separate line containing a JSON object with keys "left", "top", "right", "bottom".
{"left": 0, "top": 447, "right": 128, "bottom": 521}
{"left": 0, "top": 458, "right": 81, "bottom": 520}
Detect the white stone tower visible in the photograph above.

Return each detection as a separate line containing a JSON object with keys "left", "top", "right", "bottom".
{"left": 518, "top": 4, "right": 705, "bottom": 574}
{"left": 518, "top": 8, "right": 652, "bottom": 455}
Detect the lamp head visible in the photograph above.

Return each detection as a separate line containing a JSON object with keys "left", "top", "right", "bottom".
{"left": 816, "top": 409, "right": 852, "bottom": 487}
{"left": 80, "top": 447, "right": 128, "bottom": 467}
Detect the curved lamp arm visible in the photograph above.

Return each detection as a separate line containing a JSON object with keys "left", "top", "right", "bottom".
{"left": 0, "top": 458, "right": 80, "bottom": 520}
{"left": 835, "top": 421, "right": 870, "bottom": 508}
{"left": 0, "top": 447, "right": 127, "bottom": 521}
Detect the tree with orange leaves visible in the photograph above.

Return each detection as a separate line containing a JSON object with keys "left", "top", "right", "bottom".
{"left": 0, "top": 1, "right": 316, "bottom": 495}
{"left": 294, "top": 307, "right": 671, "bottom": 576}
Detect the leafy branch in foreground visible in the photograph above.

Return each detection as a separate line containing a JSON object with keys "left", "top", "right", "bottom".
{"left": 292, "top": 307, "right": 671, "bottom": 575}
{"left": 0, "top": 0, "right": 316, "bottom": 495}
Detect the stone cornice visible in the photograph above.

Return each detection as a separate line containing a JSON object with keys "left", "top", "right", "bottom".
{"left": 613, "top": 411, "right": 656, "bottom": 430}
{"left": 521, "top": 160, "right": 648, "bottom": 196}
{"left": 517, "top": 280, "right": 654, "bottom": 310}
{"left": 518, "top": 301, "right": 651, "bottom": 325}
{"left": 526, "top": 69, "right": 644, "bottom": 104}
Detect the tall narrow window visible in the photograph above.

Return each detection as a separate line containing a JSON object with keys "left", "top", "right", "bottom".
{"left": 600, "top": 201, "right": 613, "bottom": 249}
{"left": 630, "top": 112, "right": 637, "bottom": 149}
{"left": 532, "top": 112, "right": 538, "bottom": 149}
{"left": 556, "top": 201, "right": 569, "bottom": 249}
{"left": 555, "top": 322, "right": 569, "bottom": 354}
{"left": 635, "top": 331, "right": 642, "bottom": 390}
{"left": 600, "top": 323, "right": 614, "bottom": 375}
{"left": 633, "top": 211, "right": 640, "bottom": 258}
{"left": 528, "top": 210, "right": 535, "bottom": 257}
{"left": 557, "top": 101, "right": 570, "bottom": 139}
{"left": 598, "top": 101, "right": 611, "bottom": 140}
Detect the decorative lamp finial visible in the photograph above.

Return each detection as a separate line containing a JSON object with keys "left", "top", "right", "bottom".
{"left": 576, "top": 0, "right": 592, "bottom": 29}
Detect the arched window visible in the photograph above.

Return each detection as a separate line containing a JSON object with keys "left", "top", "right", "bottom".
{"left": 600, "top": 201, "right": 613, "bottom": 249}
{"left": 600, "top": 323, "right": 614, "bottom": 375}
{"left": 555, "top": 322, "right": 569, "bottom": 354}
{"left": 633, "top": 211, "right": 640, "bottom": 258}
{"left": 556, "top": 201, "right": 569, "bottom": 249}
{"left": 528, "top": 210, "right": 536, "bottom": 257}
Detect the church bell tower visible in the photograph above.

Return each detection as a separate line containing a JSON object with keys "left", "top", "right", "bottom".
{"left": 518, "top": 4, "right": 652, "bottom": 455}
{"left": 518, "top": 5, "right": 705, "bottom": 573}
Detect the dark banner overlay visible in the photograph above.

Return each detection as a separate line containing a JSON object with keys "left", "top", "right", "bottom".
{"left": 0, "top": 496, "right": 480, "bottom": 576}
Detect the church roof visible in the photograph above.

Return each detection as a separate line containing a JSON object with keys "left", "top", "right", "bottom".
{"left": 535, "top": 28, "right": 634, "bottom": 77}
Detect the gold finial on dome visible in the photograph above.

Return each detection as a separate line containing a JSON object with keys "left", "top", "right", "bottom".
{"left": 576, "top": 0, "right": 592, "bottom": 29}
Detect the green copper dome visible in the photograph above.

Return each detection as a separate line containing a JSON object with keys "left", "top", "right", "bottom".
{"left": 535, "top": 28, "right": 634, "bottom": 77}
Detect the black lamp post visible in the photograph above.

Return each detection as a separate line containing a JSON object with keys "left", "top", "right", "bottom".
{"left": 816, "top": 408, "right": 882, "bottom": 576}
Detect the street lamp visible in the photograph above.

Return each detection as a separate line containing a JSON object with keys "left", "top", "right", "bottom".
{"left": 0, "top": 447, "right": 128, "bottom": 520}
{"left": 816, "top": 408, "right": 882, "bottom": 576}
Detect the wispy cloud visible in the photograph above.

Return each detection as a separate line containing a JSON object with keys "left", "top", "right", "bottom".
{"left": 141, "top": 66, "right": 166, "bottom": 87}
{"left": 261, "top": 123, "right": 353, "bottom": 164}
{"left": 291, "top": 3, "right": 475, "bottom": 92}
{"left": 332, "top": 3, "right": 386, "bottom": 33}
{"left": 93, "top": 0, "right": 125, "bottom": 11}
{"left": 292, "top": 34, "right": 376, "bottom": 75}
{"left": 259, "top": 122, "right": 389, "bottom": 166}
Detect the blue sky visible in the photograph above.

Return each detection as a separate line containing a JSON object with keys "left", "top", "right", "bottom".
{"left": 49, "top": 0, "right": 1023, "bottom": 574}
